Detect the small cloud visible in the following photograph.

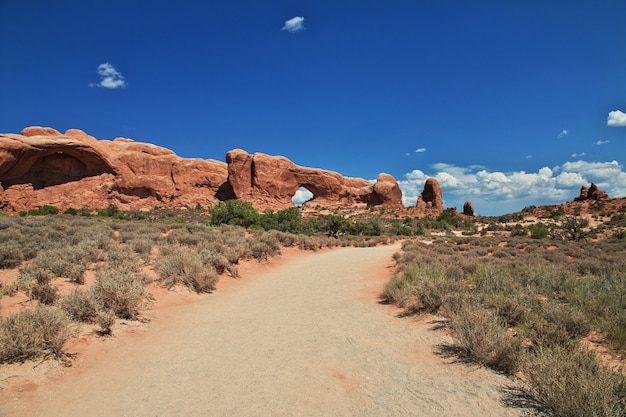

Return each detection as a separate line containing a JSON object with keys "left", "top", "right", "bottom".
{"left": 571, "top": 152, "right": 587, "bottom": 158}
{"left": 557, "top": 129, "right": 568, "bottom": 139}
{"left": 90, "top": 63, "right": 127, "bottom": 89}
{"left": 607, "top": 110, "right": 626, "bottom": 126}
{"left": 594, "top": 140, "right": 609, "bottom": 145}
{"left": 282, "top": 16, "right": 305, "bottom": 33}
{"left": 525, "top": 155, "right": 533, "bottom": 159}
{"left": 415, "top": 148, "right": 426, "bottom": 153}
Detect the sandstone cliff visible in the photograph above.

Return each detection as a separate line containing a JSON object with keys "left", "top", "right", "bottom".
{"left": 0, "top": 127, "right": 404, "bottom": 213}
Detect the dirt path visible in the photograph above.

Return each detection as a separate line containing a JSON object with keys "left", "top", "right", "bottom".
{"left": 1, "top": 245, "right": 525, "bottom": 417}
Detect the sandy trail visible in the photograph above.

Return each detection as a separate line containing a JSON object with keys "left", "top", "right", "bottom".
{"left": 1, "top": 244, "right": 524, "bottom": 417}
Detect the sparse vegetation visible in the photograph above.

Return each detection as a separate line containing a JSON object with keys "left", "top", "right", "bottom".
{"left": 384, "top": 236, "right": 626, "bottom": 416}
{"left": 1, "top": 198, "right": 625, "bottom": 416}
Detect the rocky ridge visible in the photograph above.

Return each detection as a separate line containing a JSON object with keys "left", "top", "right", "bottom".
{"left": 0, "top": 127, "right": 406, "bottom": 214}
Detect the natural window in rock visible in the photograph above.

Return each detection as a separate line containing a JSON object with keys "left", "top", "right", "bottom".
{"left": 292, "top": 186, "right": 314, "bottom": 206}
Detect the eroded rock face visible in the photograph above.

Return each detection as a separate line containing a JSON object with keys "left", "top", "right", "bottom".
{"left": 225, "top": 150, "right": 403, "bottom": 210}
{"left": 416, "top": 178, "right": 444, "bottom": 215}
{"left": 463, "top": 200, "right": 475, "bottom": 216}
{"left": 0, "top": 127, "right": 228, "bottom": 212}
{"left": 0, "top": 127, "right": 404, "bottom": 213}
{"left": 574, "top": 182, "right": 609, "bottom": 201}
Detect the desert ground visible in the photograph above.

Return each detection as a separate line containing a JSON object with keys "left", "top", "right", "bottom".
{"left": 1, "top": 244, "right": 529, "bottom": 417}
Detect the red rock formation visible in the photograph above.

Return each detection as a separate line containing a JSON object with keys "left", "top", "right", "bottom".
{"left": 225, "top": 149, "right": 403, "bottom": 211}
{"left": 415, "top": 178, "right": 444, "bottom": 215}
{"left": 0, "top": 127, "right": 228, "bottom": 213}
{"left": 0, "top": 127, "right": 404, "bottom": 213}
{"left": 574, "top": 182, "right": 609, "bottom": 201}
{"left": 463, "top": 200, "right": 475, "bottom": 216}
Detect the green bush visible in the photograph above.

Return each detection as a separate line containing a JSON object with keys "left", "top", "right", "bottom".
{"left": 39, "top": 205, "right": 59, "bottom": 215}
{"left": 210, "top": 200, "right": 260, "bottom": 228}
{"left": 529, "top": 222, "right": 549, "bottom": 239}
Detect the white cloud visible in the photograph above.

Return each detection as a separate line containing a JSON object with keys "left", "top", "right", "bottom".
{"left": 398, "top": 159, "right": 626, "bottom": 215}
{"left": 555, "top": 171, "right": 586, "bottom": 187}
{"left": 557, "top": 129, "right": 568, "bottom": 138}
{"left": 90, "top": 63, "right": 127, "bottom": 89}
{"left": 415, "top": 148, "right": 426, "bottom": 153}
{"left": 282, "top": 16, "right": 305, "bottom": 33}
{"left": 571, "top": 152, "right": 587, "bottom": 158}
{"left": 594, "top": 140, "right": 609, "bottom": 145}
{"left": 607, "top": 110, "right": 626, "bottom": 126}
{"left": 292, "top": 186, "right": 314, "bottom": 206}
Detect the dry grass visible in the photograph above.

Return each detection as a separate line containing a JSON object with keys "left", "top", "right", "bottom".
{"left": 385, "top": 236, "right": 626, "bottom": 416}
{"left": 446, "top": 302, "right": 523, "bottom": 375}
{"left": 525, "top": 344, "right": 626, "bottom": 417}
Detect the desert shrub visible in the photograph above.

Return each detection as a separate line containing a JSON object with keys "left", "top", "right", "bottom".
{"left": 0, "top": 242, "right": 24, "bottom": 269}
{"left": 19, "top": 246, "right": 94, "bottom": 284}
{"left": 510, "top": 224, "right": 526, "bottom": 237}
{"left": 447, "top": 303, "right": 523, "bottom": 375}
{"left": 97, "top": 204, "right": 125, "bottom": 219}
{"left": 30, "top": 282, "right": 59, "bottom": 305}
{"left": 96, "top": 309, "right": 115, "bottom": 335}
{"left": 92, "top": 265, "right": 147, "bottom": 319}
{"left": 127, "top": 238, "right": 155, "bottom": 263}
{"left": 541, "top": 301, "right": 591, "bottom": 340}
{"left": 19, "top": 263, "right": 55, "bottom": 285}
{"left": 105, "top": 246, "right": 142, "bottom": 272}
{"left": 155, "top": 245, "right": 218, "bottom": 293}
{"left": 199, "top": 249, "right": 231, "bottom": 275}
{"left": 268, "top": 230, "right": 299, "bottom": 247}
{"left": 60, "top": 288, "right": 98, "bottom": 323}
{"left": 491, "top": 295, "right": 532, "bottom": 327}
{"left": 247, "top": 233, "right": 281, "bottom": 261}
{"left": 0, "top": 307, "right": 71, "bottom": 363}
{"left": 298, "top": 236, "right": 324, "bottom": 251}
{"left": 382, "top": 264, "right": 462, "bottom": 313}
{"left": 381, "top": 268, "right": 419, "bottom": 308}
{"left": 525, "top": 344, "right": 626, "bottom": 417}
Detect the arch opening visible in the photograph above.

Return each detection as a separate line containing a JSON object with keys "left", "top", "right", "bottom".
{"left": 292, "top": 186, "right": 314, "bottom": 206}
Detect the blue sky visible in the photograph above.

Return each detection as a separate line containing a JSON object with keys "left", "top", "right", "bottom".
{"left": 1, "top": 0, "right": 625, "bottom": 215}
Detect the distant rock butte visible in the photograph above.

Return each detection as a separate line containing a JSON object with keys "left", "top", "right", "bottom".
{"left": 463, "top": 200, "right": 475, "bottom": 216}
{"left": 415, "top": 178, "right": 444, "bottom": 216}
{"left": 0, "top": 127, "right": 405, "bottom": 213}
{"left": 574, "top": 182, "right": 609, "bottom": 202}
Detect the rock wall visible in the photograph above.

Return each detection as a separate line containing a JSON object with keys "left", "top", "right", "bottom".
{"left": 0, "top": 127, "right": 404, "bottom": 213}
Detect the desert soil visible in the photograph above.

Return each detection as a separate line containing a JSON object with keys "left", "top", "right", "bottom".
{"left": 1, "top": 244, "right": 527, "bottom": 417}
